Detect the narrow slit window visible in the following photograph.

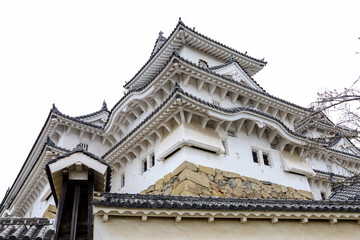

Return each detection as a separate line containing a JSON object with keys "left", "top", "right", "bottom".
{"left": 121, "top": 173, "right": 125, "bottom": 188}
{"left": 263, "top": 153, "right": 270, "bottom": 166}
{"left": 252, "top": 150, "right": 259, "bottom": 163}
{"left": 142, "top": 159, "right": 148, "bottom": 173}
{"left": 150, "top": 154, "right": 155, "bottom": 168}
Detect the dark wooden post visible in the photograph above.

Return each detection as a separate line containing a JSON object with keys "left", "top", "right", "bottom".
{"left": 70, "top": 184, "right": 80, "bottom": 240}
{"left": 87, "top": 170, "right": 94, "bottom": 240}
{"left": 53, "top": 169, "right": 69, "bottom": 240}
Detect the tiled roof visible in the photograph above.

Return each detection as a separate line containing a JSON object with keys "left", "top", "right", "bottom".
{"left": 46, "top": 144, "right": 112, "bottom": 194}
{"left": 51, "top": 104, "right": 103, "bottom": 129}
{"left": 329, "top": 176, "right": 360, "bottom": 201}
{"left": 107, "top": 52, "right": 312, "bottom": 133}
{"left": 124, "top": 18, "right": 266, "bottom": 89}
{"left": 104, "top": 83, "right": 327, "bottom": 158}
{"left": 74, "top": 100, "right": 109, "bottom": 120}
{"left": 0, "top": 218, "right": 54, "bottom": 240}
{"left": 313, "top": 169, "right": 347, "bottom": 179}
{"left": 93, "top": 192, "right": 360, "bottom": 213}
{"left": 178, "top": 86, "right": 324, "bottom": 143}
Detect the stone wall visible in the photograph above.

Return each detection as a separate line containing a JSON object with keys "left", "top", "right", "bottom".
{"left": 140, "top": 161, "right": 314, "bottom": 200}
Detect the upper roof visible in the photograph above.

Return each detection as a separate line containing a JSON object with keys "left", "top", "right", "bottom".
{"left": 124, "top": 18, "right": 267, "bottom": 89}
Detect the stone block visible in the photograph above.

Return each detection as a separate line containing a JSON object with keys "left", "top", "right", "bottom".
{"left": 202, "top": 189, "right": 212, "bottom": 196}
{"left": 172, "top": 180, "right": 201, "bottom": 195}
{"left": 281, "top": 185, "right": 288, "bottom": 193}
{"left": 199, "top": 165, "right": 216, "bottom": 176}
{"left": 147, "top": 184, "right": 155, "bottom": 192}
{"left": 271, "top": 183, "right": 281, "bottom": 193}
{"left": 211, "top": 190, "right": 223, "bottom": 197}
{"left": 180, "top": 190, "right": 198, "bottom": 196}
{"left": 155, "top": 178, "right": 164, "bottom": 191}
{"left": 233, "top": 187, "right": 244, "bottom": 197}
{"left": 140, "top": 190, "right": 147, "bottom": 194}
{"left": 254, "top": 190, "right": 262, "bottom": 199}
{"left": 288, "top": 187, "right": 296, "bottom": 192}
{"left": 247, "top": 177, "right": 261, "bottom": 185}
{"left": 164, "top": 186, "right": 173, "bottom": 195}
{"left": 293, "top": 192, "right": 302, "bottom": 199}
{"left": 228, "top": 178, "right": 237, "bottom": 189}
{"left": 298, "top": 190, "right": 314, "bottom": 200}
{"left": 163, "top": 173, "right": 172, "bottom": 184}
{"left": 261, "top": 190, "right": 270, "bottom": 199}
{"left": 172, "top": 161, "right": 198, "bottom": 177}
{"left": 218, "top": 180, "right": 228, "bottom": 187}
{"left": 215, "top": 173, "right": 225, "bottom": 182}
{"left": 222, "top": 170, "right": 241, "bottom": 178}
{"left": 179, "top": 169, "right": 210, "bottom": 188}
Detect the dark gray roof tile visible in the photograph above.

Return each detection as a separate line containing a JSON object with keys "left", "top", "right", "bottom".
{"left": 93, "top": 192, "right": 360, "bottom": 213}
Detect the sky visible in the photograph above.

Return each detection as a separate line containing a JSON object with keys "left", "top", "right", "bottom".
{"left": 0, "top": 0, "right": 359, "bottom": 200}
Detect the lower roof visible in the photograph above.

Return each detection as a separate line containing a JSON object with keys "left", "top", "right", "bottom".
{"left": 93, "top": 192, "right": 360, "bottom": 213}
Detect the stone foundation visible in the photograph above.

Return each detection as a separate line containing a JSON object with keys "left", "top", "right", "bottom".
{"left": 141, "top": 161, "right": 314, "bottom": 200}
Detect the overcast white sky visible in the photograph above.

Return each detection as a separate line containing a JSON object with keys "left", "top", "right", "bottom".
{"left": 0, "top": 0, "right": 359, "bottom": 200}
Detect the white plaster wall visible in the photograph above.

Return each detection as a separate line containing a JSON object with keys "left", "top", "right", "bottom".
{"left": 24, "top": 184, "right": 55, "bottom": 218}
{"left": 94, "top": 215, "right": 360, "bottom": 240}
{"left": 56, "top": 129, "right": 110, "bottom": 157}
{"left": 112, "top": 126, "right": 312, "bottom": 194}
{"left": 179, "top": 45, "right": 224, "bottom": 67}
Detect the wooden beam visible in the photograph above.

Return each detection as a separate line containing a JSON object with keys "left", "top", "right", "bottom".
{"left": 197, "top": 79, "right": 205, "bottom": 91}
{"left": 186, "top": 112, "right": 193, "bottom": 123}
{"left": 209, "top": 84, "right": 217, "bottom": 96}
{"left": 201, "top": 117, "right": 210, "bottom": 129}
{"left": 183, "top": 74, "right": 191, "bottom": 87}
{"left": 219, "top": 88, "right": 228, "bottom": 100}
{"left": 231, "top": 92, "right": 239, "bottom": 104}
{"left": 70, "top": 184, "right": 81, "bottom": 240}
{"left": 267, "top": 130, "right": 277, "bottom": 144}
{"left": 235, "top": 119, "right": 245, "bottom": 133}
{"left": 257, "top": 126, "right": 267, "bottom": 139}
{"left": 215, "top": 121, "right": 224, "bottom": 132}
{"left": 246, "top": 121, "right": 256, "bottom": 136}
{"left": 53, "top": 171, "right": 68, "bottom": 240}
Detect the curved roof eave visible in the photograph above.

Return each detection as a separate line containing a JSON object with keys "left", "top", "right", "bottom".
{"left": 124, "top": 19, "right": 266, "bottom": 89}
{"left": 103, "top": 84, "right": 325, "bottom": 160}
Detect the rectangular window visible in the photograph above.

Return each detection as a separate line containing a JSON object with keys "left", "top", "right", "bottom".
{"left": 142, "top": 159, "right": 148, "bottom": 173}
{"left": 150, "top": 154, "right": 155, "bottom": 168}
{"left": 320, "top": 192, "right": 326, "bottom": 200}
{"left": 121, "top": 173, "right": 125, "bottom": 188}
{"left": 263, "top": 153, "right": 271, "bottom": 166}
{"left": 252, "top": 150, "right": 259, "bottom": 163}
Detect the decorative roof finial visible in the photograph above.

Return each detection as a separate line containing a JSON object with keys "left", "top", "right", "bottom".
{"left": 73, "top": 143, "right": 85, "bottom": 152}
{"left": 172, "top": 47, "right": 179, "bottom": 56}
{"left": 102, "top": 100, "right": 108, "bottom": 111}
{"left": 51, "top": 103, "right": 60, "bottom": 113}
{"left": 158, "top": 31, "right": 164, "bottom": 38}
{"left": 178, "top": 17, "right": 184, "bottom": 25}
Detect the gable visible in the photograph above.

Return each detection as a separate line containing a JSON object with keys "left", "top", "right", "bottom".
{"left": 211, "top": 62, "right": 263, "bottom": 91}
{"left": 329, "top": 137, "right": 360, "bottom": 155}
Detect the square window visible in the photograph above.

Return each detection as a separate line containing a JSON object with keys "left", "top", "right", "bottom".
{"left": 263, "top": 153, "right": 271, "bottom": 166}
{"left": 252, "top": 150, "right": 259, "bottom": 163}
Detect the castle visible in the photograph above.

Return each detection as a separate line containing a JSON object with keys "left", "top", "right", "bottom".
{"left": 1, "top": 19, "right": 360, "bottom": 240}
